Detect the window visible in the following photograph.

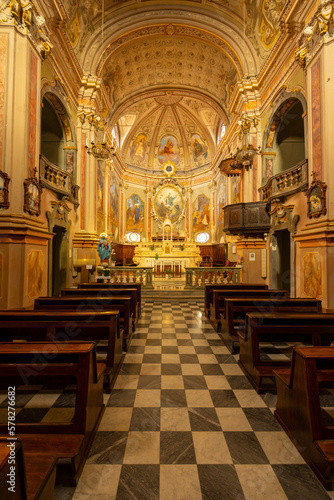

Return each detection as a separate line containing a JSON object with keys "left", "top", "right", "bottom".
{"left": 195, "top": 232, "right": 209, "bottom": 244}
{"left": 218, "top": 123, "right": 226, "bottom": 143}
{"left": 126, "top": 232, "right": 140, "bottom": 243}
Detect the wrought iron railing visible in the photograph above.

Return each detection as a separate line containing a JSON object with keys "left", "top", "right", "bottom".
{"left": 39, "top": 155, "right": 80, "bottom": 206}
{"left": 260, "top": 159, "right": 308, "bottom": 202}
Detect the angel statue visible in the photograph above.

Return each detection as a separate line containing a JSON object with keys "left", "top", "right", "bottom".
{"left": 97, "top": 233, "right": 111, "bottom": 264}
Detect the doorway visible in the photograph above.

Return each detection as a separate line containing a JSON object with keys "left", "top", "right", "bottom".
{"left": 275, "top": 229, "right": 291, "bottom": 293}
{"left": 52, "top": 225, "right": 68, "bottom": 296}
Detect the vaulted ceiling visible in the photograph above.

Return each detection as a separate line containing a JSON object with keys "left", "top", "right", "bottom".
{"left": 59, "top": 0, "right": 286, "bottom": 175}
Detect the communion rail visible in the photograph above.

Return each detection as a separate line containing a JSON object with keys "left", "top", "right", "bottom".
{"left": 185, "top": 267, "right": 241, "bottom": 288}
{"left": 96, "top": 266, "right": 154, "bottom": 289}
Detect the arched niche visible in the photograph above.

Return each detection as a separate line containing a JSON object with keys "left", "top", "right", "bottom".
{"left": 262, "top": 91, "right": 307, "bottom": 183}
{"left": 40, "top": 86, "right": 77, "bottom": 179}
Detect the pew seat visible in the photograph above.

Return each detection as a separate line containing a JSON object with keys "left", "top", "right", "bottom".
{"left": 0, "top": 310, "right": 122, "bottom": 391}
{"left": 238, "top": 313, "right": 334, "bottom": 392}
{"left": 221, "top": 297, "right": 322, "bottom": 353}
{"left": 78, "top": 283, "right": 142, "bottom": 317}
{"left": 0, "top": 342, "right": 105, "bottom": 484}
{"left": 274, "top": 347, "right": 334, "bottom": 490}
{"left": 204, "top": 283, "right": 268, "bottom": 318}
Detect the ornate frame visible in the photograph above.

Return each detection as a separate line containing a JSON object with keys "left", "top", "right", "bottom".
{"left": 0, "top": 169, "right": 10, "bottom": 209}
{"left": 152, "top": 178, "right": 186, "bottom": 226}
{"left": 306, "top": 171, "right": 327, "bottom": 219}
{"left": 24, "top": 171, "right": 43, "bottom": 216}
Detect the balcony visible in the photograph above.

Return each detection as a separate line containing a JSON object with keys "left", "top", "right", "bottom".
{"left": 259, "top": 159, "right": 308, "bottom": 202}
{"left": 224, "top": 202, "right": 270, "bottom": 236}
{"left": 39, "top": 155, "right": 80, "bottom": 207}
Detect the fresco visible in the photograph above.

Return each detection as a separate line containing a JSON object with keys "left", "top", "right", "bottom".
{"left": 217, "top": 176, "right": 227, "bottom": 228}
{"left": 266, "top": 158, "right": 273, "bottom": 179}
{"left": 191, "top": 134, "right": 208, "bottom": 163}
{"left": 130, "top": 134, "right": 148, "bottom": 162}
{"left": 193, "top": 194, "right": 210, "bottom": 232}
{"left": 158, "top": 135, "right": 180, "bottom": 165}
{"left": 66, "top": 152, "right": 74, "bottom": 174}
{"left": 304, "top": 252, "right": 322, "bottom": 299}
{"left": 28, "top": 250, "right": 44, "bottom": 298}
{"left": 126, "top": 194, "right": 144, "bottom": 232}
{"left": 232, "top": 176, "right": 241, "bottom": 204}
{"left": 311, "top": 59, "right": 322, "bottom": 177}
{"left": 0, "top": 177, "right": 4, "bottom": 204}
{"left": 28, "top": 51, "right": 38, "bottom": 177}
{"left": 260, "top": 0, "right": 285, "bottom": 49}
{"left": 96, "top": 161, "right": 104, "bottom": 235}
{"left": 154, "top": 186, "right": 184, "bottom": 224}
{"left": 109, "top": 181, "right": 119, "bottom": 228}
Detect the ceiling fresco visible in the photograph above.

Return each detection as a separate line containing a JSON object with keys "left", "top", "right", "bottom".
{"left": 118, "top": 94, "right": 218, "bottom": 174}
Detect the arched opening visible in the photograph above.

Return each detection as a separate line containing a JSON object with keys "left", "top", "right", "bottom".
{"left": 41, "top": 97, "right": 65, "bottom": 169}
{"left": 274, "top": 101, "right": 305, "bottom": 173}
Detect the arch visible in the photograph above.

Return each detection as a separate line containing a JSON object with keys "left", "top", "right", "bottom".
{"left": 262, "top": 91, "right": 307, "bottom": 180}
{"left": 40, "top": 83, "right": 77, "bottom": 179}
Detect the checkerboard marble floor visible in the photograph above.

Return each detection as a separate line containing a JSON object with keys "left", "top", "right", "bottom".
{"left": 55, "top": 300, "right": 334, "bottom": 500}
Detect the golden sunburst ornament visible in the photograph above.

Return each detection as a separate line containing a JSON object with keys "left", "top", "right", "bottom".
{"left": 161, "top": 161, "right": 177, "bottom": 177}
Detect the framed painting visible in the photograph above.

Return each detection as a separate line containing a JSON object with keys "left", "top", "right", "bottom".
{"left": 24, "top": 175, "right": 43, "bottom": 216}
{"left": 0, "top": 169, "right": 10, "bottom": 209}
{"left": 306, "top": 172, "right": 327, "bottom": 219}
{"left": 153, "top": 185, "right": 184, "bottom": 224}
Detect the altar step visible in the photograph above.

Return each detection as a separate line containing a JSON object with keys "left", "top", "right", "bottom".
{"left": 142, "top": 287, "right": 204, "bottom": 301}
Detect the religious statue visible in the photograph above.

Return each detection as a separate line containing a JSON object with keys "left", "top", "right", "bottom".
{"left": 97, "top": 234, "right": 111, "bottom": 264}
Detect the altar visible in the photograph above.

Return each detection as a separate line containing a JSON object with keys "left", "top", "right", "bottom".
{"left": 133, "top": 241, "right": 201, "bottom": 272}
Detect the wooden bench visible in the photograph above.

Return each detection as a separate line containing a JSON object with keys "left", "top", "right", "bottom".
{"left": 83, "top": 283, "right": 142, "bottom": 316}
{"left": 0, "top": 310, "right": 122, "bottom": 391}
{"left": 238, "top": 313, "right": 334, "bottom": 392}
{"left": 34, "top": 296, "right": 133, "bottom": 351}
{"left": 221, "top": 298, "right": 322, "bottom": 354}
{"left": 0, "top": 437, "right": 51, "bottom": 500}
{"left": 205, "top": 283, "right": 268, "bottom": 318}
{"left": 0, "top": 342, "right": 105, "bottom": 485}
{"left": 210, "top": 288, "right": 288, "bottom": 331}
{"left": 61, "top": 287, "right": 139, "bottom": 328}
{"left": 274, "top": 347, "right": 334, "bottom": 490}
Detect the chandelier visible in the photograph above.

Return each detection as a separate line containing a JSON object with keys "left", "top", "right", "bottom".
{"left": 233, "top": 117, "right": 261, "bottom": 170}
{"left": 85, "top": 139, "right": 116, "bottom": 160}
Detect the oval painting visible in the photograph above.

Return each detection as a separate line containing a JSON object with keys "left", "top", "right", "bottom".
{"left": 154, "top": 186, "right": 184, "bottom": 223}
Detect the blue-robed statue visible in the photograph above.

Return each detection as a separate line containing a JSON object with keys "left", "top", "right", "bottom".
{"left": 97, "top": 234, "right": 111, "bottom": 264}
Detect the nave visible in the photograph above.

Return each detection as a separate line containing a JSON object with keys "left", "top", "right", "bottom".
{"left": 53, "top": 300, "right": 334, "bottom": 500}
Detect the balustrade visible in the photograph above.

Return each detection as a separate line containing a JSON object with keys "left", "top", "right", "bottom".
{"left": 39, "top": 155, "right": 79, "bottom": 206}
{"left": 96, "top": 266, "right": 154, "bottom": 288}
{"left": 260, "top": 159, "right": 308, "bottom": 202}
{"left": 185, "top": 267, "right": 241, "bottom": 288}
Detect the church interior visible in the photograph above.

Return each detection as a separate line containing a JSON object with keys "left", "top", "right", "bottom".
{"left": 0, "top": 0, "right": 334, "bottom": 499}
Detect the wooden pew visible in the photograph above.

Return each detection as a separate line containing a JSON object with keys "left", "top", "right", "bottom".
{"left": 34, "top": 296, "right": 133, "bottom": 351}
{"left": 238, "top": 313, "right": 334, "bottom": 392}
{"left": 221, "top": 298, "right": 322, "bottom": 354}
{"left": 61, "top": 287, "right": 139, "bottom": 328}
{"left": 274, "top": 347, "right": 334, "bottom": 490}
{"left": 210, "top": 288, "right": 288, "bottom": 331}
{"left": 0, "top": 310, "right": 122, "bottom": 390}
{"left": 0, "top": 342, "right": 105, "bottom": 485}
{"left": 79, "top": 283, "right": 142, "bottom": 317}
{"left": 205, "top": 283, "right": 268, "bottom": 318}
{"left": 0, "top": 437, "right": 50, "bottom": 500}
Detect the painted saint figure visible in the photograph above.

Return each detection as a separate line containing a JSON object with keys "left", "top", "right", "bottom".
{"left": 97, "top": 234, "right": 111, "bottom": 264}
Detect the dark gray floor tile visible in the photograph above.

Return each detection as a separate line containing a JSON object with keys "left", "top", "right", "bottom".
{"left": 146, "top": 339, "right": 162, "bottom": 346}
{"left": 224, "top": 432, "right": 269, "bottom": 464}
{"left": 87, "top": 431, "right": 128, "bottom": 464}
{"left": 194, "top": 346, "right": 213, "bottom": 354}
{"left": 142, "top": 354, "right": 162, "bottom": 364}
{"left": 216, "top": 354, "right": 237, "bottom": 364}
{"left": 160, "top": 431, "right": 196, "bottom": 464}
{"left": 52, "top": 391, "right": 76, "bottom": 407}
{"left": 117, "top": 465, "right": 159, "bottom": 500}
{"left": 137, "top": 375, "right": 161, "bottom": 390}
{"left": 188, "top": 408, "right": 222, "bottom": 431}
{"left": 161, "top": 389, "right": 187, "bottom": 407}
{"left": 243, "top": 408, "right": 282, "bottom": 431}
{"left": 107, "top": 389, "right": 137, "bottom": 407}
{"left": 162, "top": 346, "right": 179, "bottom": 354}
{"left": 177, "top": 339, "right": 194, "bottom": 346}
{"left": 209, "top": 390, "right": 240, "bottom": 407}
{"left": 201, "top": 364, "right": 224, "bottom": 375}
{"left": 183, "top": 375, "right": 208, "bottom": 390}
{"left": 120, "top": 363, "right": 142, "bottom": 375}
{"left": 225, "top": 375, "right": 254, "bottom": 390}
{"left": 198, "top": 464, "right": 246, "bottom": 500}
{"left": 179, "top": 354, "right": 199, "bottom": 364}
{"left": 273, "top": 464, "right": 331, "bottom": 500}
{"left": 15, "top": 408, "right": 49, "bottom": 423}
{"left": 127, "top": 345, "right": 145, "bottom": 354}
{"left": 129, "top": 407, "right": 160, "bottom": 431}
{"left": 161, "top": 364, "right": 182, "bottom": 375}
